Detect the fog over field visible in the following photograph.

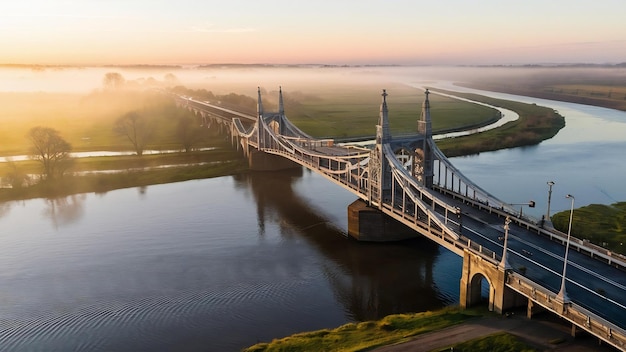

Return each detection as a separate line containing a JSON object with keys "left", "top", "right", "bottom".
{"left": 2, "top": 64, "right": 624, "bottom": 94}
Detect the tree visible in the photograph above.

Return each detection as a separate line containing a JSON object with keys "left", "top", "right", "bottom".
{"left": 28, "top": 126, "right": 73, "bottom": 180}
{"left": 176, "top": 114, "right": 206, "bottom": 152}
{"left": 4, "top": 158, "right": 30, "bottom": 188}
{"left": 164, "top": 73, "right": 179, "bottom": 86}
{"left": 113, "top": 111, "right": 153, "bottom": 156}
{"left": 103, "top": 72, "right": 125, "bottom": 90}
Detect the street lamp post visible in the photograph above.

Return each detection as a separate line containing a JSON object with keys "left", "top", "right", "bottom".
{"left": 499, "top": 216, "right": 512, "bottom": 270}
{"left": 556, "top": 194, "right": 575, "bottom": 303}
{"left": 508, "top": 201, "right": 535, "bottom": 218}
{"left": 545, "top": 181, "right": 555, "bottom": 225}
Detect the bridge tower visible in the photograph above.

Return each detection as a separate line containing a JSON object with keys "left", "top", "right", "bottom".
{"left": 256, "top": 87, "right": 264, "bottom": 148}
{"left": 248, "top": 87, "right": 299, "bottom": 171}
{"left": 369, "top": 89, "right": 392, "bottom": 204}
{"left": 418, "top": 89, "right": 435, "bottom": 188}
{"left": 278, "top": 86, "right": 285, "bottom": 116}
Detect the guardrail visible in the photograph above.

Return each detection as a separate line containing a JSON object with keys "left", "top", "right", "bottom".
{"left": 507, "top": 272, "right": 626, "bottom": 351}
{"left": 434, "top": 185, "right": 626, "bottom": 271}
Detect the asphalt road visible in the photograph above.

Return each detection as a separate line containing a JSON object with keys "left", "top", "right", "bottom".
{"left": 452, "top": 198, "right": 626, "bottom": 330}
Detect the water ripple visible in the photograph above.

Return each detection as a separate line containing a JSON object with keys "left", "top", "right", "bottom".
{"left": 0, "top": 279, "right": 309, "bottom": 351}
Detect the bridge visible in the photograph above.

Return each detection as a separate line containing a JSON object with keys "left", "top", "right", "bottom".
{"left": 176, "top": 88, "right": 626, "bottom": 350}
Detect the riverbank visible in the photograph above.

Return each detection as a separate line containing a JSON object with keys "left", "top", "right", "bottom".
{"left": 242, "top": 306, "right": 615, "bottom": 352}
{"left": 371, "top": 310, "right": 615, "bottom": 352}
{"left": 430, "top": 88, "right": 565, "bottom": 157}
{"left": 0, "top": 145, "right": 248, "bottom": 203}
{"left": 242, "top": 307, "right": 483, "bottom": 352}
{"left": 459, "top": 74, "right": 626, "bottom": 112}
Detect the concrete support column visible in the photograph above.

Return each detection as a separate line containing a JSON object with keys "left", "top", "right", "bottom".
{"left": 347, "top": 199, "right": 418, "bottom": 242}
{"left": 459, "top": 250, "right": 521, "bottom": 314}
{"left": 526, "top": 299, "right": 545, "bottom": 319}
{"left": 248, "top": 149, "right": 300, "bottom": 171}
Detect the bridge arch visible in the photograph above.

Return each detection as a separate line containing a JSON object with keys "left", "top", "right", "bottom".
{"left": 466, "top": 271, "right": 495, "bottom": 310}
{"left": 459, "top": 250, "right": 521, "bottom": 313}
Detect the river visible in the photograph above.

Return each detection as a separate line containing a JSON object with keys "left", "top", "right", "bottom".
{"left": 424, "top": 81, "right": 626, "bottom": 218}
{"left": 0, "top": 169, "right": 462, "bottom": 351}
{"left": 1, "top": 68, "right": 626, "bottom": 351}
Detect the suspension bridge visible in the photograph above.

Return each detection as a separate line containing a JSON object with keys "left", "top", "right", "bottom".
{"left": 176, "top": 87, "right": 626, "bottom": 350}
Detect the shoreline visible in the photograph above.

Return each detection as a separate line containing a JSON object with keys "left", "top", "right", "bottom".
{"left": 458, "top": 82, "right": 626, "bottom": 112}
{"left": 371, "top": 310, "right": 615, "bottom": 352}
{"left": 243, "top": 307, "right": 617, "bottom": 352}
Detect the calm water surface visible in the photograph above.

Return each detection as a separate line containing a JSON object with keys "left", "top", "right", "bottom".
{"left": 0, "top": 170, "right": 460, "bottom": 351}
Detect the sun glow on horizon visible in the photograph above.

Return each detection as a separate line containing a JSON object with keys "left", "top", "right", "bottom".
{"left": 1, "top": 0, "right": 625, "bottom": 66}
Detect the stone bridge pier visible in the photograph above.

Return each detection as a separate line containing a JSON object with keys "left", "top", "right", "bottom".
{"left": 459, "top": 250, "right": 525, "bottom": 313}
{"left": 247, "top": 148, "right": 300, "bottom": 171}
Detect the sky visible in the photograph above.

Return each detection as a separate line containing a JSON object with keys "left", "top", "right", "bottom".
{"left": 1, "top": 0, "right": 625, "bottom": 66}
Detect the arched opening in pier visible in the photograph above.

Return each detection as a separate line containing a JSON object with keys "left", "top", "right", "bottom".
{"left": 468, "top": 273, "right": 493, "bottom": 309}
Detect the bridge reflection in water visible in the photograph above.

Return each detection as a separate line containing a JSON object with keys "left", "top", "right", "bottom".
{"left": 234, "top": 168, "right": 452, "bottom": 322}
{"left": 177, "top": 87, "right": 626, "bottom": 350}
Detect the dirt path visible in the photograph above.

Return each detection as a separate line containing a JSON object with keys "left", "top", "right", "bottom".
{"left": 373, "top": 313, "right": 617, "bottom": 352}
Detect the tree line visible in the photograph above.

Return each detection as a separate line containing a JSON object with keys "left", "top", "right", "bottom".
{"left": 5, "top": 73, "right": 260, "bottom": 187}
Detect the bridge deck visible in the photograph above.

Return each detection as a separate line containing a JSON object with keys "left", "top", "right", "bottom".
{"left": 310, "top": 146, "right": 365, "bottom": 156}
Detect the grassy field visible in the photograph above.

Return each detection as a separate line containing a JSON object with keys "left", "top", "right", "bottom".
{"left": 529, "top": 83, "right": 626, "bottom": 111}
{"left": 0, "top": 90, "right": 186, "bottom": 155}
{"left": 282, "top": 83, "right": 499, "bottom": 138}
{"left": 462, "top": 67, "right": 626, "bottom": 111}
{"left": 551, "top": 202, "right": 626, "bottom": 255}
{"left": 440, "top": 331, "right": 538, "bottom": 352}
{"left": 242, "top": 307, "right": 539, "bottom": 352}
{"left": 243, "top": 307, "right": 483, "bottom": 352}
{"left": 0, "top": 143, "right": 247, "bottom": 202}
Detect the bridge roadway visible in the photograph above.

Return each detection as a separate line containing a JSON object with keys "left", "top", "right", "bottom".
{"left": 177, "top": 91, "right": 626, "bottom": 349}
{"left": 451, "top": 197, "right": 626, "bottom": 328}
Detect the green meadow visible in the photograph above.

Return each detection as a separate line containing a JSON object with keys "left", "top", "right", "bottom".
{"left": 242, "top": 307, "right": 539, "bottom": 352}
{"left": 281, "top": 82, "right": 498, "bottom": 138}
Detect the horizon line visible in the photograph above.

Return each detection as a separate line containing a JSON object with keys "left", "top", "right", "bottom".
{"left": 2, "top": 62, "right": 626, "bottom": 70}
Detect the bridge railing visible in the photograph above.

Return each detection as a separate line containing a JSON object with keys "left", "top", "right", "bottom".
{"left": 433, "top": 181, "right": 626, "bottom": 271}
{"left": 264, "top": 125, "right": 515, "bottom": 262}
{"left": 232, "top": 118, "right": 255, "bottom": 138}
{"left": 385, "top": 144, "right": 462, "bottom": 241}
{"left": 432, "top": 143, "right": 523, "bottom": 217}
{"left": 282, "top": 136, "right": 336, "bottom": 149}
{"left": 536, "top": 226, "right": 626, "bottom": 270}
{"left": 507, "top": 272, "right": 626, "bottom": 351}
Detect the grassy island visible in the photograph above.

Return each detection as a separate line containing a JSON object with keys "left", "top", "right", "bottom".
{"left": 429, "top": 88, "right": 565, "bottom": 157}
